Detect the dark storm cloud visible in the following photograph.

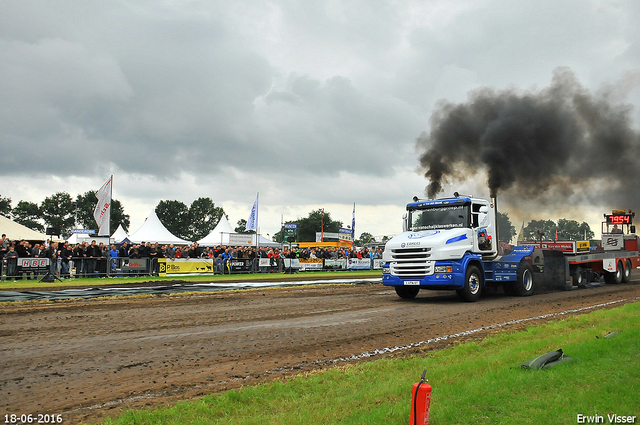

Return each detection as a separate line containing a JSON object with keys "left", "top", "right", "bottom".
{"left": 2, "top": 0, "right": 640, "bottom": 228}
{"left": 0, "top": 1, "right": 420, "bottom": 182}
{"left": 417, "top": 68, "right": 640, "bottom": 209}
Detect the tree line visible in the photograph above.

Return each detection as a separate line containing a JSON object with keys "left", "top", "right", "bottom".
{"left": 0, "top": 192, "right": 227, "bottom": 242}
{"left": 497, "top": 213, "right": 595, "bottom": 243}
{"left": 0, "top": 192, "right": 595, "bottom": 244}
{"left": 0, "top": 192, "right": 129, "bottom": 237}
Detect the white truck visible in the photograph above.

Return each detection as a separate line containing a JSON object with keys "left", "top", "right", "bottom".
{"left": 382, "top": 194, "right": 639, "bottom": 301}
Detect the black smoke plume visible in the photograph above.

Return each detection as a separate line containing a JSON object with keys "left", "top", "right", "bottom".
{"left": 417, "top": 68, "right": 640, "bottom": 210}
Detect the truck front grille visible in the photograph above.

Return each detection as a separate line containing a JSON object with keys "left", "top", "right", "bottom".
{"left": 389, "top": 248, "right": 433, "bottom": 276}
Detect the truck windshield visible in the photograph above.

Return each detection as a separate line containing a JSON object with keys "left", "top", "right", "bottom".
{"left": 408, "top": 205, "right": 470, "bottom": 231}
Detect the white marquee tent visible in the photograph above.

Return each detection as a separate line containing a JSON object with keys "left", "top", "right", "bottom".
{"left": 110, "top": 224, "right": 129, "bottom": 244}
{"left": 67, "top": 233, "right": 110, "bottom": 245}
{"left": 197, "top": 215, "right": 279, "bottom": 247}
{"left": 128, "top": 210, "right": 192, "bottom": 245}
{"left": 0, "top": 215, "right": 49, "bottom": 241}
{"left": 197, "top": 215, "right": 234, "bottom": 246}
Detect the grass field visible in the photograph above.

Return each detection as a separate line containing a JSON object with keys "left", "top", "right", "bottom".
{"left": 96, "top": 301, "right": 640, "bottom": 425}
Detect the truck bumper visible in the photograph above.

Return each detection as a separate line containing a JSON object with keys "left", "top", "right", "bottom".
{"left": 382, "top": 269, "right": 465, "bottom": 290}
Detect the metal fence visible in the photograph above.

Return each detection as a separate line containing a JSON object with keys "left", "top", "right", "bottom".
{"left": 1, "top": 257, "right": 385, "bottom": 280}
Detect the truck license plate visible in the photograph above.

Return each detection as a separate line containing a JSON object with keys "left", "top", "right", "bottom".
{"left": 404, "top": 280, "right": 420, "bottom": 285}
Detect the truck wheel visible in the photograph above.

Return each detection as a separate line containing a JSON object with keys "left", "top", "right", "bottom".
{"left": 572, "top": 266, "right": 584, "bottom": 287}
{"left": 604, "top": 261, "right": 623, "bottom": 284}
{"left": 513, "top": 262, "right": 535, "bottom": 296}
{"left": 395, "top": 286, "right": 420, "bottom": 299}
{"left": 457, "top": 265, "right": 482, "bottom": 302}
{"left": 621, "top": 259, "right": 632, "bottom": 283}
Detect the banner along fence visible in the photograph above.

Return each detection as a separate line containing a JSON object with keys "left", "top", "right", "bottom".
{"left": 1, "top": 257, "right": 385, "bottom": 280}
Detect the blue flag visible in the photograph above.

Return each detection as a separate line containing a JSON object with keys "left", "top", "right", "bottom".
{"left": 246, "top": 194, "right": 258, "bottom": 231}
{"left": 352, "top": 203, "right": 355, "bottom": 239}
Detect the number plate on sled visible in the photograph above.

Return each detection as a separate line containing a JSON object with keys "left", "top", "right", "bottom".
{"left": 404, "top": 281, "right": 420, "bottom": 285}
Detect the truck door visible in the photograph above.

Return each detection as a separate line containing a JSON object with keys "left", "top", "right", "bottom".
{"left": 472, "top": 203, "right": 493, "bottom": 252}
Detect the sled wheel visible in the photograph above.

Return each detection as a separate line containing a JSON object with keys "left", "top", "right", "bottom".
{"left": 604, "top": 261, "right": 623, "bottom": 284}
{"left": 572, "top": 266, "right": 584, "bottom": 287}
{"left": 621, "top": 259, "right": 632, "bottom": 283}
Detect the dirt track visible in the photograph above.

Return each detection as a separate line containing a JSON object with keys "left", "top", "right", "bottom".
{"left": 2, "top": 275, "right": 640, "bottom": 424}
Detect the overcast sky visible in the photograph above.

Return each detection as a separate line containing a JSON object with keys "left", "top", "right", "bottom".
{"left": 1, "top": 0, "right": 639, "bottom": 239}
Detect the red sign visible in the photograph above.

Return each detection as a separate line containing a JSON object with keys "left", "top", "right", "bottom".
{"left": 18, "top": 258, "right": 50, "bottom": 268}
{"left": 520, "top": 241, "right": 576, "bottom": 253}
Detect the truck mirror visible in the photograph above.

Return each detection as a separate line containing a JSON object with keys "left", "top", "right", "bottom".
{"left": 631, "top": 225, "right": 636, "bottom": 234}
{"left": 402, "top": 213, "right": 408, "bottom": 232}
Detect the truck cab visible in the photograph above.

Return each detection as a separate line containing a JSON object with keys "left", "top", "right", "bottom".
{"left": 383, "top": 194, "right": 535, "bottom": 302}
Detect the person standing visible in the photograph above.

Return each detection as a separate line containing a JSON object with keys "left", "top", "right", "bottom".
{"left": 148, "top": 242, "right": 159, "bottom": 275}
{"left": 85, "top": 240, "right": 101, "bottom": 278}
{"left": 60, "top": 242, "right": 72, "bottom": 278}
{"left": 71, "top": 243, "right": 84, "bottom": 277}
{"left": 41, "top": 242, "right": 59, "bottom": 276}
{"left": 15, "top": 240, "right": 30, "bottom": 280}
{"left": 118, "top": 242, "right": 129, "bottom": 258}
{"left": 4, "top": 245, "right": 19, "bottom": 281}
{"left": 0, "top": 234, "right": 8, "bottom": 279}
{"left": 165, "top": 244, "right": 176, "bottom": 260}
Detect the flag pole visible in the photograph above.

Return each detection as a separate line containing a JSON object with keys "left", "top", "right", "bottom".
{"left": 109, "top": 174, "right": 113, "bottom": 242}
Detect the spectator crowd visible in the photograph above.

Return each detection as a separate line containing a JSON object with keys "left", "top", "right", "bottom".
{"left": 1, "top": 233, "right": 383, "bottom": 281}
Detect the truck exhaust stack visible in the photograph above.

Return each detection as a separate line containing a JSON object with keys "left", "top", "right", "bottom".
{"left": 492, "top": 196, "right": 499, "bottom": 250}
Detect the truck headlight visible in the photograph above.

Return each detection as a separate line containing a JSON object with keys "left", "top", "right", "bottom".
{"left": 382, "top": 267, "right": 390, "bottom": 274}
{"left": 434, "top": 265, "right": 452, "bottom": 273}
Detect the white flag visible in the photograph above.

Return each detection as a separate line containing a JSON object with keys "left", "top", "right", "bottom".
{"left": 94, "top": 176, "right": 112, "bottom": 236}
{"left": 246, "top": 193, "right": 258, "bottom": 231}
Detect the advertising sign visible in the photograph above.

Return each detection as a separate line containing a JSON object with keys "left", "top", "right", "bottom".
{"left": 339, "top": 228, "right": 353, "bottom": 243}
{"left": 122, "top": 258, "right": 149, "bottom": 271}
{"left": 258, "top": 258, "right": 272, "bottom": 268}
{"left": 229, "top": 233, "right": 254, "bottom": 246}
{"left": 372, "top": 259, "right": 385, "bottom": 269}
{"left": 298, "top": 258, "right": 324, "bottom": 271}
{"left": 69, "top": 229, "right": 96, "bottom": 234}
{"left": 520, "top": 241, "right": 578, "bottom": 253}
{"left": 602, "top": 235, "right": 624, "bottom": 251}
{"left": 347, "top": 258, "right": 371, "bottom": 270}
{"left": 324, "top": 259, "right": 347, "bottom": 270}
{"left": 158, "top": 258, "right": 213, "bottom": 276}
{"left": 18, "top": 258, "right": 50, "bottom": 268}
{"left": 316, "top": 232, "right": 340, "bottom": 242}
{"left": 227, "top": 259, "right": 252, "bottom": 272}
{"left": 282, "top": 259, "right": 301, "bottom": 269}
{"left": 284, "top": 223, "right": 297, "bottom": 241}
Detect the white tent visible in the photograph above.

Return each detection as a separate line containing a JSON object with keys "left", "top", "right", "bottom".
{"left": 128, "top": 210, "right": 192, "bottom": 245}
{"left": 0, "top": 215, "right": 49, "bottom": 240}
{"left": 197, "top": 215, "right": 234, "bottom": 245}
{"left": 197, "top": 215, "right": 279, "bottom": 247}
{"left": 67, "top": 233, "right": 110, "bottom": 245}
{"left": 110, "top": 224, "right": 129, "bottom": 243}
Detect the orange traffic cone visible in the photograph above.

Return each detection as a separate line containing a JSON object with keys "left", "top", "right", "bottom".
{"left": 410, "top": 369, "right": 432, "bottom": 425}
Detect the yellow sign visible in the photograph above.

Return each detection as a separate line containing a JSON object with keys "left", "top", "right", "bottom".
{"left": 576, "top": 241, "right": 590, "bottom": 252}
{"left": 158, "top": 258, "right": 213, "bottom": 276}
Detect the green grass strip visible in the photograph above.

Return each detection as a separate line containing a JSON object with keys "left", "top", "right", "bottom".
{"left": 98, "top": 302, "right": 640, "bottom": 425}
